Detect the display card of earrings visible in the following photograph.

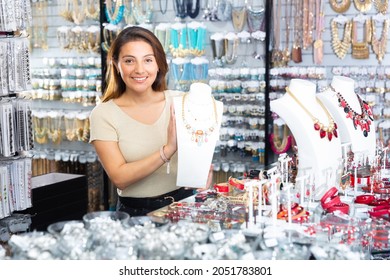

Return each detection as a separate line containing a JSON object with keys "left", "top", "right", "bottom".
{"left": 0, "top": 0, "right": 34, "bottom": 220}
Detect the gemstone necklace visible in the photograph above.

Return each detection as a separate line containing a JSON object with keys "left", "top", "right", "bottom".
{"left": 181, "top": 93, "right": 218, "bottom": 146}
{"left": 286, "top": 87, "right": 338, "bottom": 141}
{"left": 330, "top": 85, "right": 374, "bottom": 137}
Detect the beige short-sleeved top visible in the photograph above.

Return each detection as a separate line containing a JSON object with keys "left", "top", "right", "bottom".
{"left": 89, "top": 90, "right": 183, "bottom": 198}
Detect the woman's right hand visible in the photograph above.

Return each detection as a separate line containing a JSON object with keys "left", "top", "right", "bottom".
{"left": 165, "top": 104, "right": 177, "bottom": 159}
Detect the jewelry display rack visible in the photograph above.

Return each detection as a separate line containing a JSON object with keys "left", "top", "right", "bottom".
{"left": 0, "top": 0, "right": 34, "bottom": 229}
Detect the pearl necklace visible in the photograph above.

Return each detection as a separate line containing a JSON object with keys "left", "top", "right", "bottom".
{"left": 286, "top": 87, "right": 338, "bottom": 141}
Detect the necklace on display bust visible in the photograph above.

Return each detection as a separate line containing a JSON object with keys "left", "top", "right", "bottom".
{"left": 329, "top": 0, "right": 351, "bottom": 13}
{"left": 330, "top": 85, "right": 374, "bottom": 137}
{"left": 353, "top": 0, "right": 373, "bottom": 12}
{"left": 181, "top": 93, "right": 218, "bottom": 146}
{"left": 286, "top": 87, "right": 338, "bottom": 141}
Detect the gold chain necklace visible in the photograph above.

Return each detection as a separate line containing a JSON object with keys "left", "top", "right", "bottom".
{"left": 353, "top": 0, "right": 372, "bottom": 12}
{"left": 330, "top": 0, "right": 351, "bottom": 13}
{"left": 371, "top": 18, "right": 389, "bottom": 63}
{"left": 374, "top": 0, "right": 388, "bottom": 13}
{"left": 285, "top": 87, "right": 338, "bottom": 141}
{"left": 182, "top": 93, "right": 218, "bottom": 146}
{"left": 331, "top": 19, "right": 352, "bottom": 59}
{"left": 232, "top": 6, "right": 247, "bottom": 32}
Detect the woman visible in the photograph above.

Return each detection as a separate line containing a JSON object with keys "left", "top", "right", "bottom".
{"left": 89, "top": 26, "right": 201, "bottom": 216}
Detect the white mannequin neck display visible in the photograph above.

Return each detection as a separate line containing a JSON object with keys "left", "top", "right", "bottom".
{"left": 317, "top": 75, "right": 376, "bottom": 161}
{"left": 270, "top": 79, "right": 342, "bottom": 198}
{"left": 174, "top": 82, "right": 223, "bottom": 187}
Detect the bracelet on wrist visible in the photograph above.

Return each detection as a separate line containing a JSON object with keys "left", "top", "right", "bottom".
{"left": 160, "top": 145, "right": 170, "bottom": 174}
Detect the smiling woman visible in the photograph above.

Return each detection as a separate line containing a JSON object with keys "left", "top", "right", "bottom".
{"left": 89, "top": 26, "right": 199, "bottom": 216}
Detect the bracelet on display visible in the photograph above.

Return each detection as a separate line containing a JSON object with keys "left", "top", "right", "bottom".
{"left": 368, "top": 204, "right": 390, "bottom": 218}
{"left": 327, "top": 202, "right": 350, "bottom": 215}
{"left": 321, "top": 187, "right": 341, "bottom": 210}
{"left": 228, "top": 177, "right": 245, "bottom": 191}
{"left": 354, "top": 194, "right": 375, "bottom": 205}
{"left": 214, "top": 182, "right": 229, "bottom": 193}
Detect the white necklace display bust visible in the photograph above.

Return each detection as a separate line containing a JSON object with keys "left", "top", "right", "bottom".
{"left": 270, "top": 79, "right": 342, "bottom": 198}
{"left": 317, "top": 75, "right": 376, "bottom": 161}
{"left": 174, "top": 82, "right": 223, "bottom": 188}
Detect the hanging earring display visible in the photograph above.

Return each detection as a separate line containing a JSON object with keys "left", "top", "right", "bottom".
{"left": 181, "top": 93, "right": 218, "bottom": 146}
{"left": 373, "top": 0, "right": 389, "bottom": 13}
{"left": 331, "top": 17, "right": 352, "bottom": 59}
{"left": 330, "top": 0, "right": 352, "bottom": 13}
{"left": 330, "top": 85, "right": 374, "bottom": 137}
{"left": 353, "top": 0, "right": 373, "bottom": 12}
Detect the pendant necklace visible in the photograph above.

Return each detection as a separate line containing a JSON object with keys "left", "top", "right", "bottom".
{"left": 182, "top": 93, "right": 218, "bottom": 146}
{"left": 330, "top": 85, "right": 374, "bottom": 137}
{"left": 286, "top": 87, "right": 338, "bottom": 141}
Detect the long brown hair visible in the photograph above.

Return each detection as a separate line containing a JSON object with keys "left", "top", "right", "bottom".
{"left": 102, "top": 26, "right": 168, "bottom": 102}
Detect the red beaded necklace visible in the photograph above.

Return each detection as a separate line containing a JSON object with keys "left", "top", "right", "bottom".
{"left": 286, "top": 87, "right": 338, "bottom": 141}
{"left": 330, "top": 85, "right": 373, "bottom": 137}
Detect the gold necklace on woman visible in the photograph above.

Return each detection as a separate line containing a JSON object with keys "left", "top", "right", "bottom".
{"left": 371, "top": 17, "right": 389, "bottom": 63}
{"left": 181, "top": 93, "right": 218, "bottom": 146}
{"left": 373, "top": 0, "right": 388, "bottom": 13}
{"left": 285, "top": 87, "right": 338, "bottom": 141}
{"left": 330, "top": 0, "right": 351, "bottom": 13}
{"left": 353, "top": 0, "right": 372, "bottom": 12}
{"left": 331, "top": 18, "right": 352, "bottom": 59}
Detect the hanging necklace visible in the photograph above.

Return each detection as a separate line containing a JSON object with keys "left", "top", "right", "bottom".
{"left": 159, "top": 0, "right": 168, "bottom": 14}
{"left": 371, "top": 17, "right": 389, "bottom": 63}
{"left": 105, "top": 0, "right": 125, "bottom": 25}
{"left": 186, "top": 0, "right": 200, "bottom": 19}
{"left": 270, "top": 123, "right": 292, "bottom": 154}
{"left": 231, "top": 5, "right": 247, "bottom": 32}
{"left": 374, "top": 0, "right": 388, "bottom": 13}
{"left": 247, "top": 5, "right": 265, "bottom": 32}
{"left": 330, "top": 0, "right": 351, "bottom": 13}
{"left": 330, "top": 85, "right": 374, "bottom": 137}
{"left": 84, "top": 0, "right": 100, "bottom": 20}
{"left": 331, "top": 18, "right": 352, "bottom": 59}
{"left": 182, "top": 93, "right": 218, "bottom": 146}
{"left": 173, "top": 0, "right": 187, "bottom": 19}
{"left": 133, "top": 0, "right": 153, "bottom": 24}
{"left": 353, "top": 0, "right": 372, "bottom": 12}
{"left": 286, "top": 87, "right": 338, "bottom": 141}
